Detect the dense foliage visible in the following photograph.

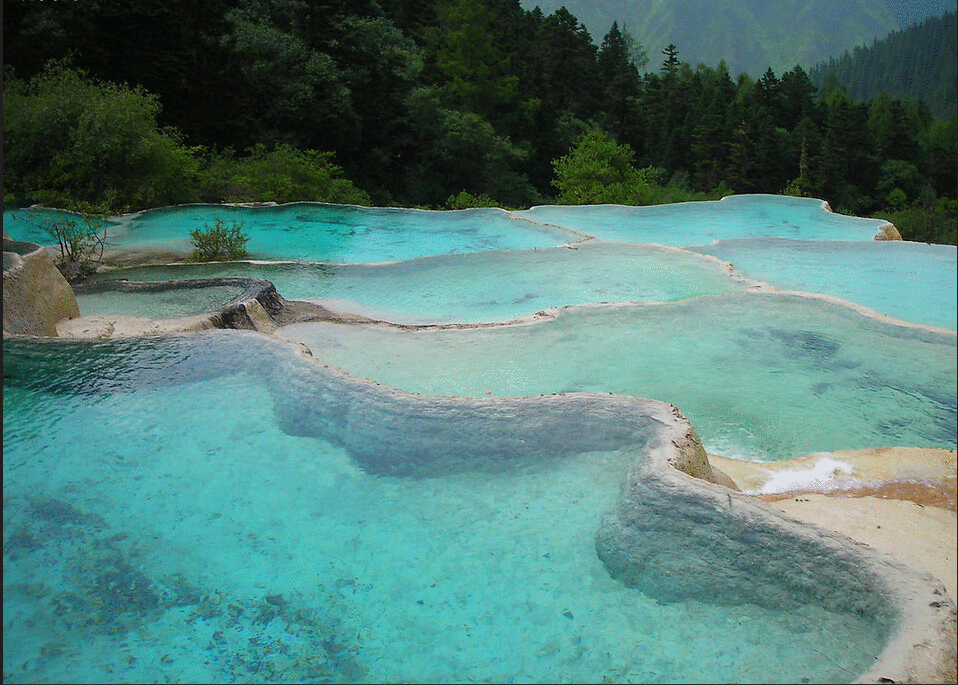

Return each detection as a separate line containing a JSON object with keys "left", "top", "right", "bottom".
{"left": 512, "top": 0, "right": 956, "bottom": 78}
{"left": 2, "top": 61, "right": 201, "bottom": 212}
{"left": 3, "top": 0, "right": 956, "bottom": 243}
{"left": 809, "top": 12, "right": 957, "bottom": 121}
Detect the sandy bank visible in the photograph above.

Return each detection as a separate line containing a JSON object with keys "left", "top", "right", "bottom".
{"left": 710, "top": 447, "right": 957, "bottom": 606}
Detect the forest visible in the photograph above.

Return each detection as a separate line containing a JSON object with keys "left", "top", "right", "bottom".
{"left": 3, "top": 0, "right": 956, "bottom": 244}
{"left": 809, "top": 12, "right": 957, "bottom": 122}
{"left": 517, "top": 0, "right": 956, "bottom": 79}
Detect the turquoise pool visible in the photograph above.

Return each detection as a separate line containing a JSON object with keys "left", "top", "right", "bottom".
{"left": 3, "top": 195, "right": 955, "bottom": 683}
{"left": 280, "top": 293, "right": 956, "bottom": 461}
{"left": 514, "top": 194, "right": 892, "bottom": 245}
{"left": 84, "top": 242, "right": 753, "bottom": 324}
{"left": 4, "top": 203, "right": 582, "bottom": 263}
{"left": 691, "top": 237, "right": 957, "bottom": 331}
{"left": 2, "top": 333, "right": 894, "bottom": 684}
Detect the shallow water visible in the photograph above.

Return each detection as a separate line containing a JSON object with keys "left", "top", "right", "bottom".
{"left": 691, "top": 238, "right": 958, "bottom": 331}
{"left": 4, "top": 195, "right": 955, "bottom": 683}
{"left": 4, "top": 204, "right": 581, "bottom": 263}
{"left": 3, "top": 195, "right": 887, "bottom": 263}
{"left": 2, "top": 207, "right": 122, "bottom": 246}
{"left": 3, "top": 333, "right": 889, "bottom": 684}
{"left": 515, "top": 195, "right": 890, "bottom": 245}
{"left": 89, "top": 242, "right": 750, "bottom": 324}
{"left": 278, "top": 294, "right": 957, "bottom": 461}
{"left": 9, "top": 195, "right": 949, "bottom": 330}
{"left": 75, "top": 284, "right": 247, "bottom": 319}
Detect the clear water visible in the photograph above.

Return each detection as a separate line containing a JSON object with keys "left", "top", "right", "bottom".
{"left": 4, "top": 204, "right": 582, "bottom": 263}
{"left": 3, "top": 333, "right": 889, "bottom": 684}
{"left": 515, "top": 195, "right": 891, "bottom": 245}
{"left": 3, "top": 195, "right": 886, "bottom": 263}
{"left": 692, "top": 238, "right": 958, "bottom": 331}
{"left": 8, "top": 195, "right": 941, "bottom": 328}
{"left": 278, "top": 294, "right": 957, "bottom": 462}
{"left": 89, "top": 242, "right": 750, "bottom": 324}
{"left": 75, "top": 285, "right": 247, "bottom": 319}
{"left": 3, "top": 207, "right": 123, "bottom": 245}
{"left": 4, "top": 195, "right": 955, "bottom": 684}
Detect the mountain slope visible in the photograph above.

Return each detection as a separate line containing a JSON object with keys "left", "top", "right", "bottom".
{"left": 519, "top": 0, "right": 957, "bottom": 77}
{"left": 810, "top": 12, "right": 957, "bottom": 120}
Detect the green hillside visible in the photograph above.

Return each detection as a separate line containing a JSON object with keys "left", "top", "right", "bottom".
{"left": 519, "top": 0, "right": 956, "bottom": 77}
{"left": 809, "top": 12, "right": 957, "bottom": 121}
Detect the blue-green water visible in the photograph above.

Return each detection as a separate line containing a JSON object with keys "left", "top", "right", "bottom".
{"left": 74, "top": 284, "right": 247, "bottom": 320}
{"left": 691, "top": 238, "right": 958, "bottom": 331}
{"left": 279, "top": 294, "right": 956, "bottom": 461}
{"left": 3, "top": 333, "right": 890, "bottom": 684}
{"left": 4, "top": 203, "right": 581, "bottom": 262}
{"left": 86, "top": 242, "right": 750, "bottom": 324}
{"left": 4, "top": 195, "right": 955, "bottom": 683}
{"left": 3, "top": 207, "right": 108, "bottom": 245}
{"left": 5, "top": 195, "right": 950, "bottom": 329}
{"left": 1, "top": 194, "right": 888, "bottom": 262}
{"left": 515, "top": 194, "right": 891, "bottom": 245}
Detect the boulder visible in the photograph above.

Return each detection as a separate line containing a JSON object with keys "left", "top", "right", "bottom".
{"left": 3, "top": 234, "right": 80, "bottom": 337}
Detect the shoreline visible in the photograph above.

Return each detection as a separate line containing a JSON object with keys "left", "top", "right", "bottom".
{"left": 710, "top": 447, "right": 957, "bottom": 608}
{"left": 711, "top": 447, "right": 957, "bottom": 683}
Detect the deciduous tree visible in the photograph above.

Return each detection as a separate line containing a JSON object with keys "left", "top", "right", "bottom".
{"left": 3, "top": 62, "right": 200, "bottom": 212}
{"left": 552, "top": 128, "right": 658, "bottom": 205}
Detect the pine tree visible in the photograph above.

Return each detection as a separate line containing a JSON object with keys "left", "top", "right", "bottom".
{"left": 597, "top": 22, "right": 643, "bottom": 144}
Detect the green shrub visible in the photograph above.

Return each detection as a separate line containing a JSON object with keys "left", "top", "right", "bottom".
{"left": 188, "top": 218, "right": 250, "bottom": 262}
{"left": 198, "top": 144, "right": 371, "bottom": 206}
{"left": 19, "top": 207, "right": 108, "bottom": 282}
{"left": 552, "top": 129, "right": 661, "bottom": 206}
{"left": 445, "top": 191, "right": 501, "bottom": 209}
{"left": 874, "top": 198, "right": 958, "bottom": 244}
{"left": 3, "top": 61, "right": 201, "bottom": 214}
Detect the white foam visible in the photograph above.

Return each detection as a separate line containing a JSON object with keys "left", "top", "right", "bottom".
{"left": 758, "top": 455, "right": 855, "bottom": 494}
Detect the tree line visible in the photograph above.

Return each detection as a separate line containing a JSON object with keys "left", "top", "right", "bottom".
{"left": 809, "top": 12, "right": 957, "bottom": 122}
{"left": 3, "top": 0, "right": 955, "bottom": 243}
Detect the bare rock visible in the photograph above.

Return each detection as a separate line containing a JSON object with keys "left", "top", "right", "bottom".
{"left": 3, "top": 237, "right": 80, "bottom": 337}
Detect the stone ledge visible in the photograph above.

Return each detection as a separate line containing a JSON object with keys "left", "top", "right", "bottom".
{"left": 53, "top": 277, "right": 341, "bottom": 339}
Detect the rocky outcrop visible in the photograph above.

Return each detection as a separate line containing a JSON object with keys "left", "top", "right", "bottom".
{"left": 54, "top": 277, "right": 338, "bottom": 339}
{"left": 590, "top": 409, "right": 956, "bottom": 685}
{"left": 876, "top": 221, "right": 903, "bottom": 240}
{"left": 3, "top": 234, "right": 80, "bottom": 337}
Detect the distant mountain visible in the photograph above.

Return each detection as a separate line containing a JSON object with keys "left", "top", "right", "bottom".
{"left": 809, "top": 12, "right": 957, "bottom": 120}
{"left": 518, "top": 0, "right": 958, "bottom": 78}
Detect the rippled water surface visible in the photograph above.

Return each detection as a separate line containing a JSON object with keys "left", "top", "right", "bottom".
{"left": 691, "top": 238, "right": 958, "bottom": 330}
{"left": 87, "top": 242, "right": 751, "bottom": 324}
{"left": 4, "top": 195, "right": 955, "bottom": 683}
{"left": 3, "top": 334, "right": 891, "bottom": 683}
{"left": 279, "top": 294, "right": 956, "bottom": 460}
{"left": 515, "top": 194, "right": 891, "bottom": 245}
{"left": 5, "top": 204, "right": 580, "bottom": 262}
{"left": 75, "top": 284, "right": 247, "bottom": 319}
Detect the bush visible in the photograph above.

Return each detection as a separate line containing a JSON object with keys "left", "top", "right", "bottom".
{"left": 198, "top": 144, "right": 371, "bottom": 206}
{"left": 873, "top": 197, "right": 958, "bottom": 245}
{"left": 19, "top": 208, "right": 108, "bottom": 282}
{"left": 552, "top": 129, "right": 660, "bottom": 205}
{"left": 188, "top": 219, "right": 250, "bottom": 262}
{"left": 445, "top": 191, "right": 501, "bottom": 209}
